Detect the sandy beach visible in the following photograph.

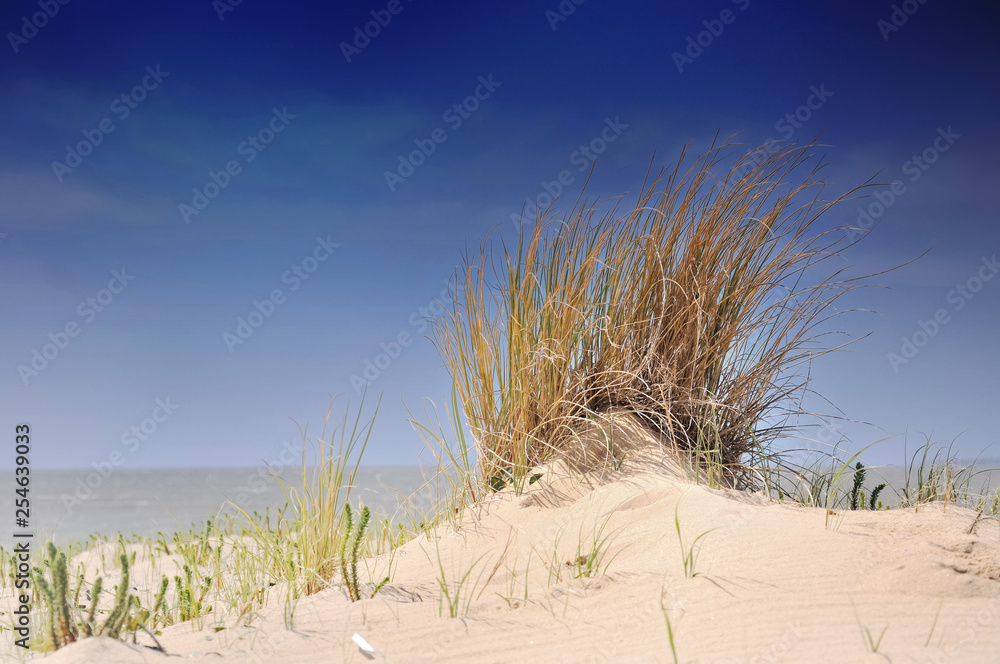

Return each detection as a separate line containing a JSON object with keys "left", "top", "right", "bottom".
{"left": 12, "top": 419, "right": 999, "bottom": 664}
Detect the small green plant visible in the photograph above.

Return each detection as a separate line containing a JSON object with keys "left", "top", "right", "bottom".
{"left": 486, "top": 466, "right": 543, "bottom": 494}
{"left": 597, "top": 417, "right": 626, "bottom": 472}
{"left": 175, "top": 519, "right": 216, "bottom": 569}
{"left": 806, "top": 470, "right": 831, "bottom": 508}
{"left": 869, "top": 483, "right": 886, "bottom": 510}
{"left": 101, "top": 560, "right": 138, "bottom": 641}
{"left": 496, "top": 555, "right": 532, "bottom": 608}
{"left": 434, "top": 545, "right": 486, "bottom": 618}
{"left": 339, "top": 503, "right": 389, "bottom": 601}
{"left": 848, "top": 462, "right": 886, "bottom": 511}
{"left": 32, "top": 544, "right": 137, "bottom": 651}
{"left": 339, "top": 502, "right": 364, "bottom": 601}
{"left": 224, "top": 537, "right": 274, "bottom": 623}
{"left": 899, "top": 439, "right": 987, "bottom": 510}
{"left": 32, "top": 542, "right": 75, "bottom": 649}
{"left": 174, "top": 563, "right": 211, "bottom": 623}
{"left": 283, "top": 555, "right": 299, "bottom": 629}
{"left": 824, "top": 444, "right": 878, "bottom": 527}
{"left": 81, "top": 577, "right": 103, "bottom": 637}
{"left": 489, "top": 467, "right": 513, "bottom": 492}
{"left": 135, "top": 574, "right": 170, "bottom": 630}
{"left": 674, "top": 504, "right": 713, "bottom": 578}
{"left": 153, "top": 532, "right": 171, "bottom": 556}
{"left": 849, "top": 462, "right": 864, "bottom": 510}
{"left": 565, "top": 513, "right": 621, "bottom": 579}
{"left": 780, "top": 465, "right": 833, "bottom": 508}
{"left": 540, "top": 528, "right": 568, "bottom": 586}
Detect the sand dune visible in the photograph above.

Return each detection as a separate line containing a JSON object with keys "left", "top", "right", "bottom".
{"left": 32, "top": 438, "right": 1000, "bottom": 664}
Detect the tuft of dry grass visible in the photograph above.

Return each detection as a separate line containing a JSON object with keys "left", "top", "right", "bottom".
{"left": 231, "top": 395, "right": 380, "bottom": 597}
{"left": 433, "top": 138, "right": 874, "bottom": 489}
{"left": 899, "top": 437, "right": 996, "bottom": 512}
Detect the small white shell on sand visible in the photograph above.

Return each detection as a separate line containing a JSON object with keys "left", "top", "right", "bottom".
{"left": 352, "top": 633, "right": 378, "bottom": 658}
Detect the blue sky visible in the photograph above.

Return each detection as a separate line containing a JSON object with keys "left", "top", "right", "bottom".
{"left": 2, "top": 0, "right": 998, "bottom": 470}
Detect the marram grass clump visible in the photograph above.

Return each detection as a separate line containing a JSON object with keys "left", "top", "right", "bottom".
{"left": 434, "top": 138, "right": 871, "bottom": 489}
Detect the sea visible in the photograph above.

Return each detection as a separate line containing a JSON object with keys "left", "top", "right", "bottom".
{"left": 3, "top": 466, "right": 429, "bottom": 546}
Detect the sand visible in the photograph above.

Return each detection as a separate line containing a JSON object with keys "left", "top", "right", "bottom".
{"left": 14, "top": 420, "right": 1000, "bottom": 663}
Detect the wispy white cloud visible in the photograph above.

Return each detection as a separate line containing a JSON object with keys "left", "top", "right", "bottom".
{"left": 1, "top": 170, "right": 170, "bottom": 231}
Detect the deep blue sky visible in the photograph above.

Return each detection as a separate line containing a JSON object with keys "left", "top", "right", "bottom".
{"left": 2, "top": 0, "right": 998, "bottom": 470}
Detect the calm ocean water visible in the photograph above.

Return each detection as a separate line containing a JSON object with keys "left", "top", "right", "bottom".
{"left": 3, "top": 466, "right": 428, "bottom": 545}
{"left": 3, "top": 462, "right": 996, "bottom": 546}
